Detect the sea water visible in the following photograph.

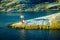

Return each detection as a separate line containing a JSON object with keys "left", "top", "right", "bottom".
{"left": 0, "top": 12, "right": 60, "bottom": 40}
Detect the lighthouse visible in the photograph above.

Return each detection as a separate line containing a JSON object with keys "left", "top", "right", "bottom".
{"left": 20, "top": 14, "right": 24, "bottom": 23}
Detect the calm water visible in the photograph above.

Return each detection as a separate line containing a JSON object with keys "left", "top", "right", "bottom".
{"left": 0, "top": 12, "right": 60, "bottom": 40}
{"left": 0, "top": 29, "right": 60, "bottom": 40}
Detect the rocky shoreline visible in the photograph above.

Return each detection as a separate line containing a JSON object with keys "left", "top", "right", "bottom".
{"left": 8, "top": 13, "right": 60, "bottom": 30}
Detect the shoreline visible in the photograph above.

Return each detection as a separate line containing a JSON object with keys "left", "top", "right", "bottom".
{"left": 8, "top": 22, "right": 60, "bottom": 30}
{"left": 8, "top": 13, "right": 60, "bottom": 30}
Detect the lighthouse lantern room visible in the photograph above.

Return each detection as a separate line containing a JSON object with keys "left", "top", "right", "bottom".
{"left": 20, "top": 14, "right": 24, "bottom": 23}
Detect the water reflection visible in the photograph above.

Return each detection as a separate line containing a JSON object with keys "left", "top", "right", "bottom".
{"left": 18, "top": 30, "right": 60, "bottom": 40}
{"left": 19, "top": 29, "right": 25, "bottom": 40}
{"left": 0, "top": 28, "right": 60, "bottom": 40}
{"left": 49, "top": 30, "right": 60, "bottom": 40}
{"left": 19, "top": 30, "right": 50, "bottom": 40}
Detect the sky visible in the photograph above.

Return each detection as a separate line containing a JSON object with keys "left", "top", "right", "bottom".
{"left": 0, "top": 0, "right": 56, "bottom": 8}
{"left": 30, "top": 0, "right": 56, "bottom": 3}
{"left": 0, "top": 0, "right": 56, "bottom": 3}
{"left": 19, "top": 0, "right": 56, "bottom": 4}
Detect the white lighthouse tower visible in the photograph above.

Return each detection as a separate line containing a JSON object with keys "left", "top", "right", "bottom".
{"left": 20, "top": 14, "right": 24, "bottom": 23}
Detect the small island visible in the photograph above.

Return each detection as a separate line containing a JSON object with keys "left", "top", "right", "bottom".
{"left": 8, "top": 13, "right": 60, "bottom": 30}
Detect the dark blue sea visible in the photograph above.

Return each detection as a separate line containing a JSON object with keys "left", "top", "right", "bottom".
{"left": 0, "top": 12, "right": 60, "bottom": 40}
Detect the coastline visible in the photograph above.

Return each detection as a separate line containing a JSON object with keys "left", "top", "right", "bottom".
{"left": 8, "top": 13, "right": 60, "bottom": 30}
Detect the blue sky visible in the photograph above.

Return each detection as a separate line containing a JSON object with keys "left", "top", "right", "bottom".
{"left": 30, "top": 0, "right": 56, "bottom": 3}
{"left": 0, "top": 0, "right": 56, "bottom": 3}
{"left": 19, "top": 0, "right": 56, "bottom": 4}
